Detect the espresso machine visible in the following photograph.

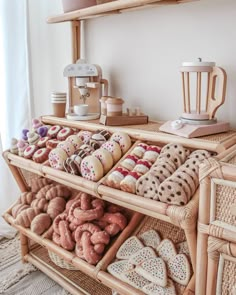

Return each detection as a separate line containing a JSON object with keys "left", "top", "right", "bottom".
{"left": 63, "top": 59, "right": 108, "bottom": 120}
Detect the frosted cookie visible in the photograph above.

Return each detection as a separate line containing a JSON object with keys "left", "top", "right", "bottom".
{"left": 46, "top": 139, "right": 61, "bottom": 149}
{"left": 120, "top": 155, "right": 138, "bottom": 171}
{"left": 136, "top": 171, "right": 160, "bottom": 200}
{"left": 37, "top": 136, "right": 49, "bottom": 148}
{"left": 80, "top": 155, "right": 104, "bottom": 181}
{"left": 116, "top": 236, "right": 144, "bottom": 259}
{"left": 143, "top": 145, "right": 161, "bottom": 163}
{"left": 47, "top": 125, "right": 62, "bottom": 138}
{"left": 130, "top": 143, "right": 148, "bottom": 158}
{"left": 17, "top": 140, "right": 29, "bottom": 157}
{"left": 110, "top": 131, "right": 132, "bottom": 154}
{"left": 167, "top": 254, "right": 191, "bottom": 286}
{"left": 158, "top": 179, "right": 188, "bottom": 206}
{"left": 161, "top": 143, "right": 187, "bottom": 163}
{"left": 33, "top": 148, "right": 50, "bottom": 163}
{"left": 142, "top": 279, "right": 177, "bottom": 295}
{"left": 107, "top": 260, "right": 134, "bottom": 279}
{"left": 57, "top": 141, "right": 75, "bottom": 156}
{"left": 23, "top": 144, "right": 38, "bottom": 159}
{"left": 156, "top": 239, "right": 177, "bottom": 262}
{"left": 63, "top": 157, "right": 80, "bottom": 175}
{"left": 66, "top": 135, "right": 83, "bottom": 150}
{"left": 10, "top": 138, "right": 19, "bottom": 155}
{"left": 121, "top": 270, "right": 150, "bottom": 290}
{"left": 139, "top": 229, "right": 161, "bottom": 249}
{"left": 93, "top": 148, "right": 113, "bottom": 174}
{"left": 48, "top": 147, "right": 68, "bottom": 170}
{"left": 77, "top": 130, "right": 93, "bottom": 144}
{"left": 106, "top": 167, "right": 129, "bottom": 189}
{"left": 27, "top": 131, "right": 40, "bottom": 145}
{"left": 57, "top": 127, "right": 74, "bottom": 141}
{"left": 133, "top": 159, "right": 152, "bottom": 175}
{"left": 136, "top": 257, "right": 167, "bottom": 287}
{"left": 120, "top": 171, "right": 142, "bottom": 194}
{"left": 128, "top": 247, "right": 157, "bottom": 266}
{"left": 101, "top": 141, "right": 122, "bottom": 163}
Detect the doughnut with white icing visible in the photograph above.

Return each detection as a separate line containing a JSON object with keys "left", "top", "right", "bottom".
{"left": 77, "top": 130, "right": 93, "bottom": 144}
{"left": 101, "top": 141, "right": 122, "bottom": 163}
{"left": 57, "top": 127, "right": 74, "bottom": 141}
{"left": 23, "top": 145, "right": 38, "bottom": 159}
{"left": 93, "top": 148, "right": 113, "bottom": 174}
{"left": 66, "top": 135, "right": 83, "bottom": 150}
{"left": 57, "top": 141, "right": 75, "bottom": 156}
{"left": 80, "top": 155, "right": 104, "bottom": 181}
{"left": 48, "top": 125, "right": 62, "bottom": 138}
{"left": 110, "top": 131, "right": 132, "bottom": 154}
{"left": 106, "top": 167, "right": 129, "bottom": 189}
{"left": 33, "top": 148, "right": 50, "bottom": 163}
{"left": 49, "top": 148, "right": 68, "bottom": 170}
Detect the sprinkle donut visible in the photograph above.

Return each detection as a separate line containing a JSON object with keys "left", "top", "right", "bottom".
{"left": 49, "top": 148, "right": 68, "bottom": 170}
{"left": 120, "top": 171, "right": 142, "bottom": 194}
{"left": 133, "top": 159, "right": 152, "bottom": 175}
{"left": 37, "top": 136, "right": 49, "bottom": 148}
{"left": 77, "top": 130, "right": 93, "bottom": 144}
{"left": 93, "top": 148, "right": 113, "bottom": 174}
{"left": 143, "top": 145, "right": 161, "bottom": 163}
{"left": 130, "top": 143, "right": 149, "bottom": 158}
{"left": 46, "top": 139, "right": 61, "bottom": 150}
{"left": 23, "top": 145, "right": 38, "bottom": 159}
{"left": 80, "top": 155, "right": 104, "bottom": 181}
{"left": 110, "top": 132, "right": 132, "bottom": 154}
{"left": 106, "top": 167, "right": 129, "bottom": 189}
{"left": 33, "top": 148, "right": 50, "bottom": 163}
{"left": 48, "top": 125, "right": 62, "bottom": 138}
{"left": 120, "top": 155, "right": 138, "bottom": 171}
{"left": 101, "top": 141, "right": 122, "bottom": 163}
{"left": 57, "top": 127, "right": 74, "bottom": 141}
{"left": 57, "top": 141, "right": 75, "bottom": 156}
{"left": 66, "top": 135, "right": 83, "bottom": 150}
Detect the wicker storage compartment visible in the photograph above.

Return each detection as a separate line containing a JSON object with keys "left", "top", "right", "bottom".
{"left": 196, "top": 144, "right": 236, "bottom": 295}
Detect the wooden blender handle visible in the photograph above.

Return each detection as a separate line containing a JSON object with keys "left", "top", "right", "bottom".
{"left": 206, "top": 66, "right": 227, "bottom": 120}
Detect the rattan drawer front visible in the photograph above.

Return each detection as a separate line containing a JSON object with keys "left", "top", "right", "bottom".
{"left": 210, "top": 178, "right": 236, "bottom": 232}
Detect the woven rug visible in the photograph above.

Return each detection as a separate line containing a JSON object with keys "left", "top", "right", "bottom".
{"left": 0, "top": 235, "right": 70, "bottom": 295}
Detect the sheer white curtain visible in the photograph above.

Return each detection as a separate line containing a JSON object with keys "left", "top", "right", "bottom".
{"left": 0, "top": 0, "right": 33, "bottom": 235}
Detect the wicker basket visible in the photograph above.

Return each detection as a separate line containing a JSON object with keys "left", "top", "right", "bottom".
{"left": 48, "top": 250, "right": 79, "bottom": 270}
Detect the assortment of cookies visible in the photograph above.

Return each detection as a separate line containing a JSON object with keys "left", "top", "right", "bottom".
{"left": 107, "top": 229, "right": 192, "bottom": 294}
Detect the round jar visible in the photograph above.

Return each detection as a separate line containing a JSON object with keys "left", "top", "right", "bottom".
{"left": 106, "top": 97, "right": 124, "bottom": 117}
{"left": 100, "top": 96, "right": 109, "bottom": 115}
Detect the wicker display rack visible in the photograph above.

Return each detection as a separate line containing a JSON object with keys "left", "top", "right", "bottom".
{"left": 2, "top": 119, "right": 236, "bottom": 294}
{"left": 195, "top": 144, "right": 236, "bottom": 295}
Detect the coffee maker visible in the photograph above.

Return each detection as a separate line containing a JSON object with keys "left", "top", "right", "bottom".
{"left": 64, "top": 59, "right": 108, "bottom": 120}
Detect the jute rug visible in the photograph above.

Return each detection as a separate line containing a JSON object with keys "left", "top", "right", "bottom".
{"left": 0, "top": 235, "right": 70, "bottom": 295}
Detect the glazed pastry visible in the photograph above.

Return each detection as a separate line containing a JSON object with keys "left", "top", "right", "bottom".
{"left": 47, "top": 125, "right": 62, "bottom": 138}
{"left": 80, "top": 144, "right": 95, "bottom": 155}
{"left": 98, "top": 129, "right": 110, "bottom": 140}
{"left": 21, "top": 129, "right": 29, "bottom": 141}
{"left": 101, "top": 141, "right": 122, "bottom": 163}
{"left": 63, "top": 157, "right": 80, "bottom": 175}
{"left": 80, "top": 155, "right": 104, "bottom": 181}
{"left": 57, "top": 127, "right": 74, "bottom": 141}
{"left": 23, "top": 144, "right": 38, "bottom": 159}
{"left": 57, "top": 141, "right": 75, "bottom": 156}
{"left": 110, "top": 131, "right": 132, "bottom": 154}
{"left": 17, "top": 139, "right": 28, "bottom": 157}
{"left": 66, "top": 134, "right": 83, "bottom": 150}
{"left": 133, "top": 159, "right": 152, "bottom": 174}
{"left": 143, "top": 145, "right": 161, "bottom": 163}
{"left": 77, "top": 130, "right": 93, "bottom": 144}
{"left": 46, "top": 139, "right": 61, "bottom": 150}
{"left": 48, "top": 147, "right": 68, "bottom": 170}
{"left": 32, "top": 118, "right": 42, "bottom": 130}
{"left": 93, "top": 148, "right": 113, "bottom": 174}
{"left": 130, "top": 143, "right": 148, "bottom": 158}
{"left": 106, "top": 167, "right": 129, "bottom": 189}
{"left": 89, "top": 130, "right": 110, "bottom": 147}
{"left": 37, "top": 126, "right": 48, "bottom": 138}
{"left": 120, "top": 155, "right": 138, "bottom": 171}
{"left": 37, "top": 136, "right": 49, "bottom": 148}
{"left": 120, "top": 171, "right": 142, "bottom": 194}
{"left": 27, "top": 131, "right": 40, "bottom": 145}
{"left": 33, "top": 148, "right": 50, "bottom": 163}
{"left": 10, "top": 138, "right": 19, "bottom": 155}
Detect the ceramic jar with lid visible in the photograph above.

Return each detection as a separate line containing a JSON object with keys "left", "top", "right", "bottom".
{"left": 105, "top": 97, "right": 124, "bottom": 116}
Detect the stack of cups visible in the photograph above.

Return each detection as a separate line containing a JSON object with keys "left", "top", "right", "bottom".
{"left": 51, "top": 92, "right": 67, "bottom": 118}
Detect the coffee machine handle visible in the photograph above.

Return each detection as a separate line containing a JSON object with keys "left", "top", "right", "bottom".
{"left": 101, "top": 79, "right": 109, "bottom": 96}
{"left": 207, "top": 67, "right": 227, "bottom": 119}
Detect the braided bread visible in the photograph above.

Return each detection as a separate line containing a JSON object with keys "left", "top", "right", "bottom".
{"left": 101, "top": 212, "right": 127, "bottom": 236}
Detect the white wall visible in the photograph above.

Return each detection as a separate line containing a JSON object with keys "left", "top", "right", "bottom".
{"left": 29, "top": 0, "right": 236, "bottom": 127}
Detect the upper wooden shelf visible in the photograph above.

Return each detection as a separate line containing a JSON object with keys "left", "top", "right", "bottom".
{"left": 47, "top": 0, "right": 197, "bottom": 23}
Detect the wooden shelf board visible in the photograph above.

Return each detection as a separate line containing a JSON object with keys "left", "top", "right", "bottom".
{"left": 47, "top": 0, "right": 197, "bottom": 23}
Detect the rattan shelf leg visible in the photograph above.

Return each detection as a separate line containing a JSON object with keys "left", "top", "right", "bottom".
{"left": 183, "top": 275, "right": 195, "bottom": 295}
{"left": 206, "top": 255, "right": 219, "bottom": 295}
{"left": 184, "top": 227, "right": 197, "bottom": 273}
{"left": 20, "top": 233, "right": 29, "bottom": 263}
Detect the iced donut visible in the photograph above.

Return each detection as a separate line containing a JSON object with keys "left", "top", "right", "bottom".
{"left": 106, "top": 167, "right": 129, "bottom": 189}
{"left": 93, "top": 148, "right": 113, "bottom": 174}
{"left": 90, "top": 133, "right": 107, "bottom": 147}
{"left": 110, "top": 131, "right": 132, "bottom": 154}
{"left": 49, "top": 148, "right": 68, "bottom": 170}
{"left": 143, "top": 145, "right": 161, "bottom": 163}
{"left": 67, "top": 149, "right": 89, "bottom": 173}
{"left": 37, "top": 136, "right": 49, "bottom": 148}
{"left": 46, "top": 139, "right": 61, "bottom": 150}
{"left": 66, "top": 135, "right": 83, "bottom": 150}
{"left": 48, "top": 125, "right": 62, "bottom": 138}
{"left": 17, "top": 140, "right": 28, "bottom": 157}
{"left": 57, "top": 127, "right": 74, "bottom": 141}
{"left": 120, "top": 171, "right": 142, "bottom": 194}
{"left": 80, "top": 144, "right": 94, "bottom": 155}
{"left": 133, "top": 159, "right": 152, "bottom": 175}
{"left": 32, "top": 118, "right": 42, "bottom": 130}
{"left": 63, "top": 157, "right": 80, "bottom": 175}
{"left": 23, "top": 144, "right": 38, "bottom": 159}
{"left": 33, "top": 148, "right": 50, "bottom": 163}
{"left": 101, "top": 141, "right": 122, "bottom": 163}
{"left": 120, "top": 154, "right": 138, "bottom": 171}
{"left": 77, "top": 130, "right": 93, "bottom": 144}
{"left": 130, "top": 143, "right": 148, "bottom": 158}
{"left": 21, "top": 129, "right": 29, "bottom": 141}
{"left": 37, "top": 126, "right": 48, "bottom": 137}
{"left": 80, "top": 155, "right": 104, "bottom": 181}
{"left": 27, "top": 131, "right": 40, "bottom": 145}
{"left": 57, "top": 141, "right": 75, "bottom": 156}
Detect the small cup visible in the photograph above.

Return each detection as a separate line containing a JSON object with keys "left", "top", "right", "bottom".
{"left": 74, "top": 104, "right": 89, "bottom": 116}
{"left": 51, "top": 92, "right": 67, "bottom": 118}
{"left": 106, "top": 97, "right": 124, "bottom": 117}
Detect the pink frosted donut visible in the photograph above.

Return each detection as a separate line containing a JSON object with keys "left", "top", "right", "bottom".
{"left": 37, "top": 136, "right": 49, "bottom": 148}
{"left": 77, "top": 130, "right": 93, "bottom": 144}
{"left": 133, "top": 159, "right": 152, "bottom": 174}
{"left": 49, "top": 148, "right": 68, "bottom": 170}
{"left": 110, "top": 131, "right": 132, "bottom": 154}
{"left": 33, "top": 148, "right": 50, "bottom": 163}
{"left": 48, "top": 125, "right": 62, "bottom": 138}
{"left": 93, "top": 148, "right": 113, "bottom": 174}
{"left": 23, "top": 145, "right": 38, "bottom": 159}
{"left": 130, "top": 143, "right": 148, "bottom": 158}
{"left": 57, "top": 127, "right": 74, "bottom": 141}
{"left": 106, "top": 167, "right": 129, "bottom": 189}
{"left": 46, "top": 139, "right": 61, "bottom": 150}
{"left": 120, "top": 171, "right": 142, "bottom": 194}
{"left": 101, "top": 141, "right": 122, "bottom": 163}
{"left": 120, "top": 154, "right": 138, "bottom": 171}
{"left": 57, "top": 141, "right": 75, "bottom": 156}
{"left": 143, "top": 145, "right": 161, "bottom": 163}
{"left": 80, "top": 155, "right": 104, "bottom": 181}
{"left": 66, "top": 135, "right": 83, "bottom": 150}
